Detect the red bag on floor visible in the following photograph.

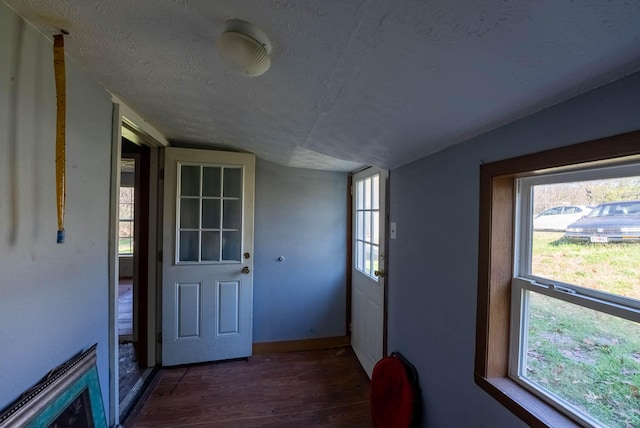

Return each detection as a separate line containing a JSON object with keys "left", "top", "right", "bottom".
{"left": 370, "top": 352, "right": 421, "bottom": 428}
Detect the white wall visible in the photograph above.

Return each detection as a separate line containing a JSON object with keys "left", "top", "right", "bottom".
{"left": 0, "top": 4, "right": 113, "bottom": 415}
{"left": 388, "top": 72, "right": 640, "bottom": 427}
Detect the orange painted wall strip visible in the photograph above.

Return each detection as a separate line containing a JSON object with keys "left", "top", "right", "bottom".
{"left": 53, "top": 34, "right": 66, "bottom": 243}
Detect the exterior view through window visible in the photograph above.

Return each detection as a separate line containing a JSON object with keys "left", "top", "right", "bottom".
{"left": 355, "top": 174, "right": 380, "bottom": 280}
{"left": 513, "top": 164, "right": 640, "bottom": 427}
{"left": 118, "top": 186, "right": 134, "bottom": 255}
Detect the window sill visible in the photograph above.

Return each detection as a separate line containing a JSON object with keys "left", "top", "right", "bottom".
{"left": 475, "top": 374, "right": 581, "bottom": 428}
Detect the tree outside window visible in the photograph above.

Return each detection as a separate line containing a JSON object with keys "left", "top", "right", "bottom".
{"left": 119, "top": 186, "right": 134, "bottom": 256}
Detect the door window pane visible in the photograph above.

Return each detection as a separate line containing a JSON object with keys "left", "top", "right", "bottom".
{"left": 356, "top": 211, "right": 363, "bottom": 241}
{"left": 202, "top": 231, "right": 221, "bottom": 261}
{"left": 223, "top": 200, "right": 242, "bottom": 229}
{"left": 372, "top": 245, "right": 379, "bottom": 274}
{"left": 202, "top": 199, "right": 221, "bottom": 229}
{"left": 372, "top": 175, "right": 379, "bottom": 210}
{"left": 181, "top": 165, "right": 200, "bottom": 196}
{"left": 357, "top": 180, "right": 364, "bottom": 210}
{"left": 372, "top": 212, "right": 379, "bottom": 244}
{"left": 222, "top": 231, "right": 241, "bottom": 261}
{"left": 179, "top": 231, "right": 199, "bottom": 262}
{"left": 364, "top": 211, "right": 371, "bottom": 242}
{"left": 364, "top": 178, "right": 371, "bottom": 210}
{"left": 364, "top": 243, "right": 371, "bottom": 276}
{"left": 223, "top": 168, "right": 242, "bottom": 198}
{"left": 202, "top": 167, "right": 221, "bottom": 197}
{"left": 180, "top": 198, "right": 200, "bottom": 229}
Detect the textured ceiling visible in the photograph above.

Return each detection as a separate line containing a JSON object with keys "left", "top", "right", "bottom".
{"left": 5, "top": 0, "right": 640, "bottom": 171}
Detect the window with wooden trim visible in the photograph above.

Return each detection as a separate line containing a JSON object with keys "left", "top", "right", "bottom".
{"left": 118, "top": 186, "right": 134, "bottom": 256}
{"left": 475, "top": 131, "right": 640, "bottom": 428}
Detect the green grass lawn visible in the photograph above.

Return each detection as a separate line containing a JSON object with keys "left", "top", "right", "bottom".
{"left": 532, "top": 231, "right": 640, "bottom": 300}
{"left": 118, "top": 237, "right": 133, "bottom": 255}
{"left": 524, "top": 232, "right": 640, "bottom": 427}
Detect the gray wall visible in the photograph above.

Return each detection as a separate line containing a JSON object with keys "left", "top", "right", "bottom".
{"left": 388, "top": 72, "right": 640, "bottom": 427}
{"left": 253, "top": 159, "right": 347, "bottom": 342}
{"left": 0, "top": 4, "right": 112, "bottom": 414}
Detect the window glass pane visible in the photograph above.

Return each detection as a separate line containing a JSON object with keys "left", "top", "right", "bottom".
{"left": 364, "top": 211, "right": 371, "bottom": 243}
{"left": 530, "top": 176, "right": 640, "bottom": 300}
{"left": 179, "top": 231, "right": 199, "bottom": 262}
{"left": 357, "top": 180, "right": 364, "bottom": 210}
{"left": 203, "top": 167, "right": 221, "bottom": 197}
{"left": 223, "top": 168, "right": 242, "bottom": 198}
{"left": 372, "top": 211, "right": 379, "bottom": 245}
{"left": 372, "top": 175, "right": 379, "bottom": 210}
{"left": 119, "top": 220, "right": 133, "bottom": 238}
{"left": 522, "top": 290, "right": 640, "bottom": 428}
{"left": 180, "top": 165, "right": 200, "bottom": 196}
{"left": 356, "top": 211, "right": 363, "bottom": 241}
{"left": 119, "top": 219, "right": 133, "bottom": 255}
{"left": 356, "top": 241, "right": 364, "bottom": 271}
{"left": 223, "top": 200, "right": 242, "bottom": 229}
{"left": 120, "top": 202, "right": 134, "bottom": 220}
{"left": 364, "top": 243, "right": 371, "bottom": 276}
{"left": 201, "top": 231, "right": 221, "bottom": 261}
{"left": 120, "top": 186, "right": 134, "bottom": 204}
{"left": 119, "top": 236, "right": 133, "bottom": 255}
{"left": 364, "top": 178, "right": 371, "bottom": 210}
{"left": 372, "top": 244, "right": 379, "bottom": 277}
{"left": 222, "top": 231, "right": 241, "bottom": 261}
{"left": 180, "top": 198, "right": 200, "bottom": 229}
{"left": 202, "top": 199, "right": 221, "bottom": 229}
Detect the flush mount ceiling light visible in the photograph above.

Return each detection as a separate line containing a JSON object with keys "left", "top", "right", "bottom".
{"left": 216, "top": 20, "right": 272, "bottom": 77}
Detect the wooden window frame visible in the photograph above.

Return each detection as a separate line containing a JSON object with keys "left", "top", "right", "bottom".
{"left": 475, "top": 130, "right": 640, "bottom": 427}
{"left": 118, "top": 186, "right": 135, "bottom": 256}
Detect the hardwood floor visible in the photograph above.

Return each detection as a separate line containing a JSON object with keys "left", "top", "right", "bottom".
{"left": 119, "top": 278, "right": 133, "bottom": 337}
{"left": 126, "top": 347, "right": 372, "bottom": 427}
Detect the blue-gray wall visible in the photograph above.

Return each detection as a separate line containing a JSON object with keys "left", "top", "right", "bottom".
{"left": 388, "top": 72, "right": 640, "bottom": 427}
{"left": 253, "top": 159, "right": 347, "bottom": 342}
{"left": 0, "top": 3, "right": 112, "bottom": 417}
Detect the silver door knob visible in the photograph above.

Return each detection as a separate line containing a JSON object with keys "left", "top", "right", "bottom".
{"left": 242, "top": 266, "right": 251, "bottom": 274}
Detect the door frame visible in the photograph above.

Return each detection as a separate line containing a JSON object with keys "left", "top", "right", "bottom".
{"left": 348, "top": 166, "right": 389, "bottom": 375}
{"left": 108, "top": 99, "right": 168, "bottom": 426}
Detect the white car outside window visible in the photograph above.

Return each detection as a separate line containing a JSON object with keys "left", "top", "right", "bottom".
{"left": 533, "top": 205, "right": 591, "bottom": 231}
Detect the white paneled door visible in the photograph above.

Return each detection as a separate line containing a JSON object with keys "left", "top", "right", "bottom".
{"left": 351, "top": 167, "right": 387, "bottom": 378}
{"left": 161, "top": 148, "right": 255, "bottom": 366}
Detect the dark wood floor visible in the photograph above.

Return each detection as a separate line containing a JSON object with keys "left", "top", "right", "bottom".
{"left": 126, "top": 347, "right": 372, "bottom": 427}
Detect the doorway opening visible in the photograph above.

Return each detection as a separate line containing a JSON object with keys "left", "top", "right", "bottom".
{"left": 118, "top": 139, "right": 153, "bottom": 420}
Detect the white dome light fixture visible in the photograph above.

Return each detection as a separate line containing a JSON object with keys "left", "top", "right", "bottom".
{"left": 216, "top": 20, "right": 272, "bottom": 77}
